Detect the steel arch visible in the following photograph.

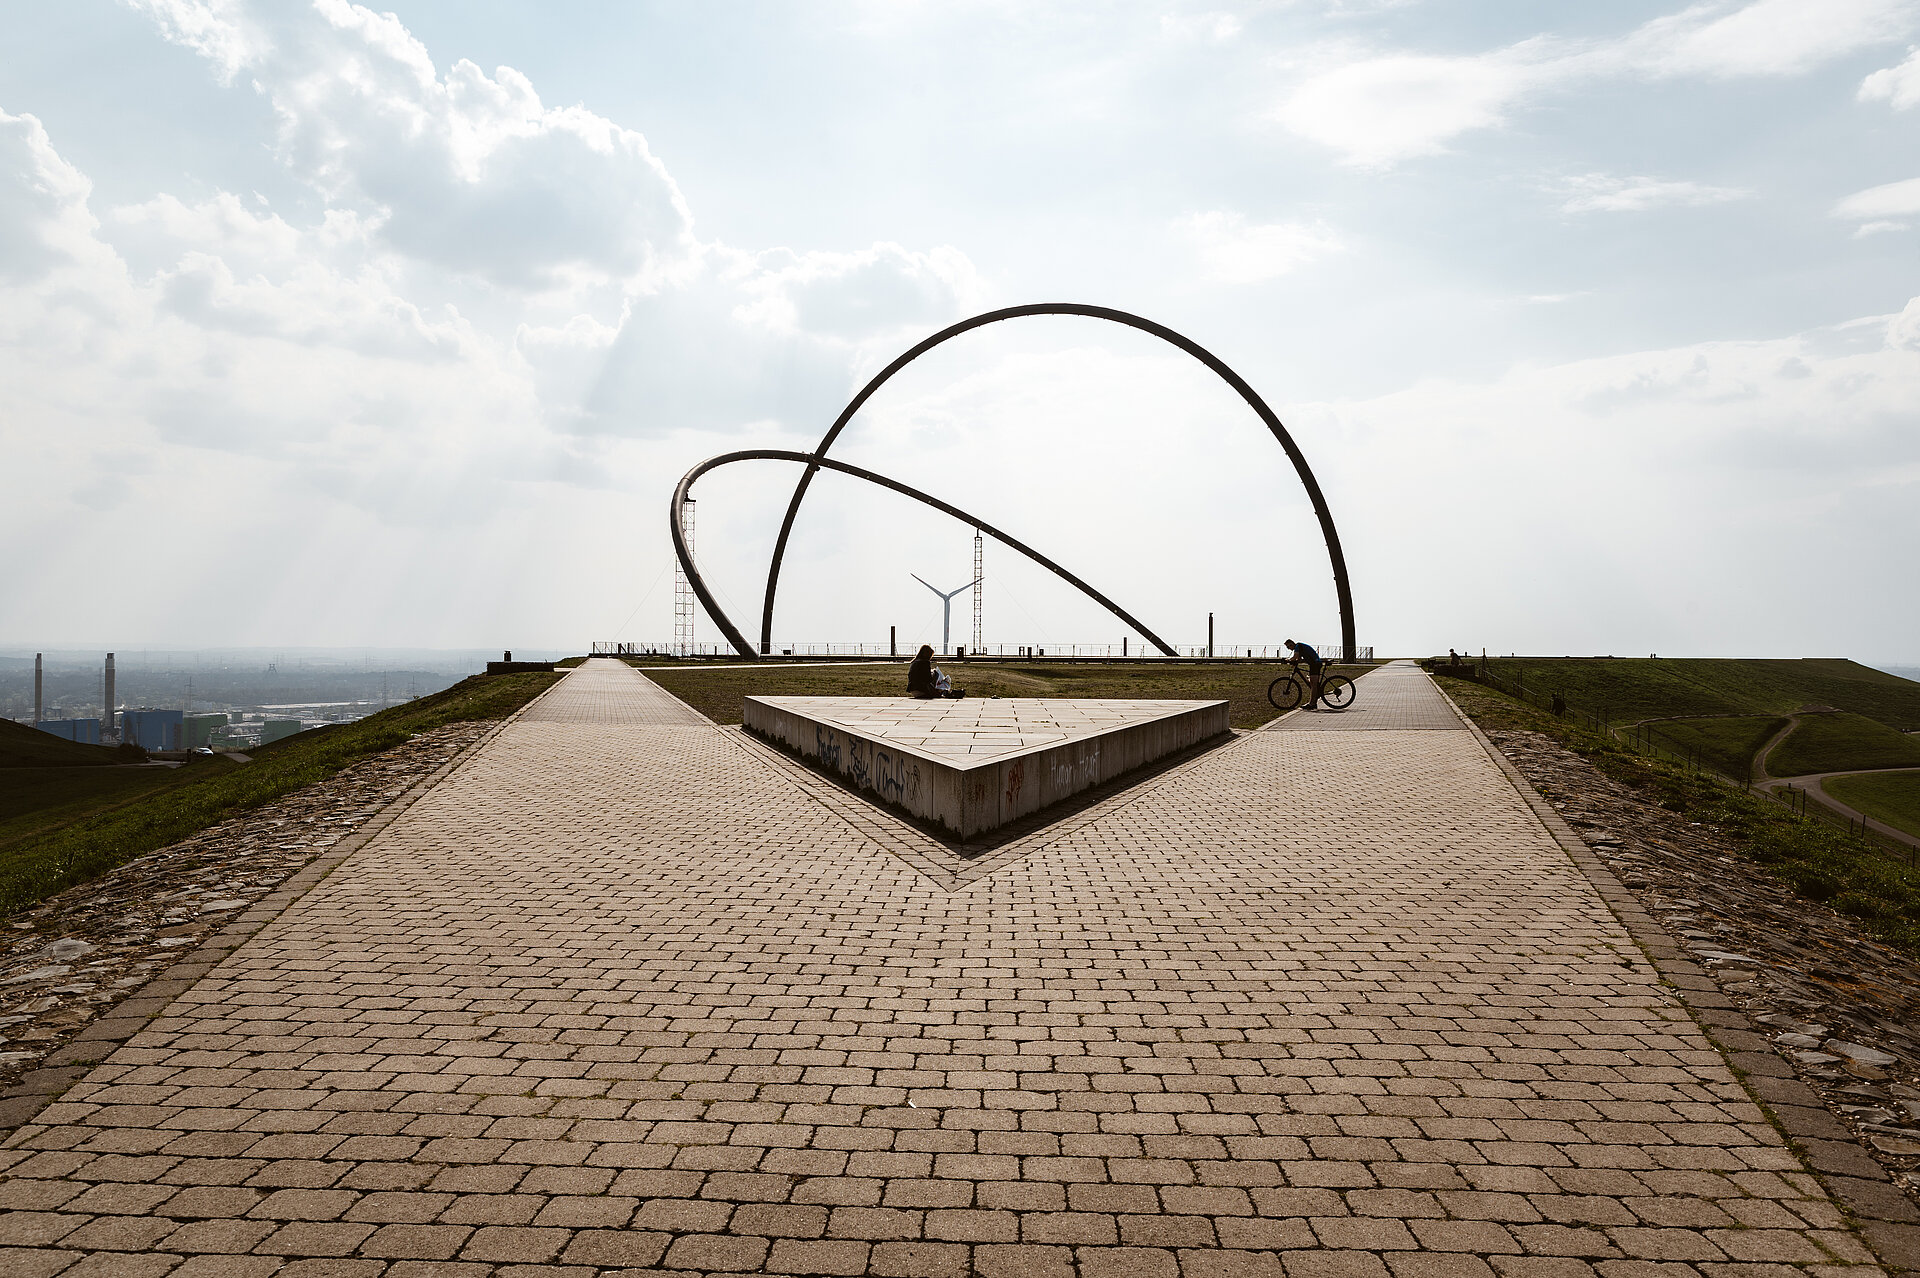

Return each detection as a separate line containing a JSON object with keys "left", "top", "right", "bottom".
{"left": 757, "top": 303, "right": 1354, "bottom": 659}
{"left": 670, "top": 450, "right": 1178, "bottom": 659}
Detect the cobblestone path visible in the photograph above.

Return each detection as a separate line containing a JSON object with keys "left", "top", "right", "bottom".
{"left": 0, "top": 658, "right": 1885, "bottom": 1276}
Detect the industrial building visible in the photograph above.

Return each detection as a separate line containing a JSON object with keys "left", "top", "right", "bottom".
{"left": 34, "top": 719, "right": 101, "bottom": 745}
{"left": 260, "top": 718, "right": 305, "bottom": 745}
{"left": 182, "top": 713, "right": 228, "bottom": 748}
{"left": 120, "top": 709, "right": 183, "bottom": 751}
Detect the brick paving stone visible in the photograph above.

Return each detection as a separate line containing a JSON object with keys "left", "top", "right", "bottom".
{"left": 0, "top": 658, "right": 1891, "bottom": 1275}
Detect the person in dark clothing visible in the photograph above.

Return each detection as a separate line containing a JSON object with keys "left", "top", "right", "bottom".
{"left": 907, "top": 645, "right": 965, "bottom": 699}
{"left": 1284, "top": 638, "right": 1324, "bottom": 709}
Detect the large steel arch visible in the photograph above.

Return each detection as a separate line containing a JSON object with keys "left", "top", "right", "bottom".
{"left": 670, "top": 450, "right": 1178, "bottom": 659}
{"left": 759, "top": 303, "right": 1355, "bottom": 659}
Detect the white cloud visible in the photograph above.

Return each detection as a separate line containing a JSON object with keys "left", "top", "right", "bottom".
{"left": 1628, "top": 0, "right": 1912, "bottom": 78}
{"left": 1861, "top": 47, "right": 1920, "bottom": 106}
{"left": 126, "top": 0, "right": 263, "bottom": 84}
{"left": 1159, "top": 12, "right": 1242, "bottom": 42}
{"left": 1174, "top": 211, "right": 1344, "bottom": 282}
{"left": 1834, "top": 176, "right": 1920, "bottom": 220}
{"left": 1558, "top": 173, "right": 1753, "bottom": 213}
{"left": 0, "top": 111, "right": 118, "bottom": 284}
{"left": 138, "top": 0, "right": 694, "bottom": 293}
{"left": 1274, "top": 45, "right": 1549, "bottom": 167}
{"left": 0, "top": 0, "right": 988, "bottom": 570}
{"left": 1276, "top": 0, "right": 1913, "bottom": 167}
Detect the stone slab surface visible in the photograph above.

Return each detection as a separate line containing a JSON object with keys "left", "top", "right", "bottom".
{"left": 0, "top": 657, "right": 1886, "bottom": 1276}
{"left": 744, "top": 695, "right": 1229, "bottom": 838}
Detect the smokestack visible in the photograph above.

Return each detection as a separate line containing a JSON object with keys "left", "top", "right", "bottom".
{"left": 103, "top": 652, "right": 115, "bottom": 742}
{"left": 34, "top": 653, "right": 42, "bottom": 725}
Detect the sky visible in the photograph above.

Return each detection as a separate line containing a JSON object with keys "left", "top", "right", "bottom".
{"left": 2, "top": 0, "right": 1916, "bottom": 661}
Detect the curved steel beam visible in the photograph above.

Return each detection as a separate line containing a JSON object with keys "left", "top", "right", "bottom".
{"left": 759, "top": 302, "right": 1355, "bottom": 659}
{"left": 670, "top": 450, "right": 1178, "bottom": 660}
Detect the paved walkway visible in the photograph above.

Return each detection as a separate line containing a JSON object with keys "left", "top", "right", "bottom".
{"left": 0, "top": 659, "right": 1883, "bottom": 1276}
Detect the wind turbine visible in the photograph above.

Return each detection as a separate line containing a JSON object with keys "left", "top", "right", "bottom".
{"left": 912, "top": 573, "right": 981, "bottom": 655}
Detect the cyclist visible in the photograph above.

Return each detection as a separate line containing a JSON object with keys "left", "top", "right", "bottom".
{"left": 1283, "top": 639, "right": 1324, "bottom": 709}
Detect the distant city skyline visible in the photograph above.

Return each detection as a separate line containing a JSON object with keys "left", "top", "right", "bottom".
{"left": 2, "top": 1, "right": 1916, "bottom": 662}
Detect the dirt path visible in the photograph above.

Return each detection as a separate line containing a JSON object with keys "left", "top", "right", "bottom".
{"left": 1753, "top": 712, "right": 1801, "bottom": 783}
{"left": 1762, "top": 765, "right": 1920, "bottom": 851}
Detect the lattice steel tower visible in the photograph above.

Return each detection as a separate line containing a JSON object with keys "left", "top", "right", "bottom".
{"left": 971, "top": 527, "right": 983, "bottom": 652}
{"left": 673, "top": 496, "right": 696, "bottom": 655}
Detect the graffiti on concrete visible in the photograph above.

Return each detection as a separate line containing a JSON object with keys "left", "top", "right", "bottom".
{"left": 1005, "top": 759, "right": 1026, "bottom": 811}
{"left": 874, "top": 749, "right": 921, "bottom": 808}
{"left": 814, "top": 724, "right": 842, "bottom": 770}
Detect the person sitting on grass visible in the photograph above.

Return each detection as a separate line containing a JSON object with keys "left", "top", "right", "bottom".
{"left": 907, "top": 645, "right": 966, "bottom": 699}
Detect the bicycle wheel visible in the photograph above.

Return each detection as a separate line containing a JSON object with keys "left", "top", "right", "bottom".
{"left": 1320, "top": 675, "right": 1355, "bottom": 709}
{"left": 1267, "top": 675, "right": 1304, "bottom": 710}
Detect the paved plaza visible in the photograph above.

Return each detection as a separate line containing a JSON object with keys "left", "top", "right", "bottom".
{"left": 0, "top": 658, "right": 1887, "bottom": 1276}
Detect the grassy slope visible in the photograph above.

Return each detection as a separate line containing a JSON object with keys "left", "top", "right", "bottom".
{"left": 1825, "top": 772, "right": 1920, "bottom": 841}
{"left": 0, "top": 767, "right": 202, "bottom": 849}
{"left": 1643, "top": 715, "right": 1788, "bottom": 780}
{"left": 1444, "top": 676, "right": 1920, "bottom": 955}
{"left": 1482, "top": 657, "right": 1920, "bottom": 729}
{"left": 0, "top": 670, "right": 559, "bottom": 916}
{"left": 642, "top": 660, "right": 1363, "bottom": 731}
{"left": 1769, "top": 712, "right": 1920, "bottom": 777}
{"left": 0, "top": 718, "right": 124, "bottom": 768}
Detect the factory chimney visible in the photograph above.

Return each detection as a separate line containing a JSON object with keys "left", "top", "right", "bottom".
{"left": 34, "top": 653, "right": 43, "bottom": 725}
{"left": 102, "top": 652, "right": 115, "bottom": 742}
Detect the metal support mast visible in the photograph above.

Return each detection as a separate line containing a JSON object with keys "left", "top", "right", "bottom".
{"left": 971, "top": 528, "right": 983, "bottom": 653}
{"left": 673, "top": 496, "right": 697, "bottom": 656}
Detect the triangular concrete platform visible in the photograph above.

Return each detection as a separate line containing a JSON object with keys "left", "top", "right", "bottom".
{"left": 743, "top": 695, "right": 1229, "bottom": 838}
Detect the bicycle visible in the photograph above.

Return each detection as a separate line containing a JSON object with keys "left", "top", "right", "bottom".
{"left": 1267, "top": 666, "right": 1356, "bottom": 711}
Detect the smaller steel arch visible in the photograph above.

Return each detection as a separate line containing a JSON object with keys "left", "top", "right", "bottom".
{"left": 670, "top": 450, "right": 1178, "bottom": 660}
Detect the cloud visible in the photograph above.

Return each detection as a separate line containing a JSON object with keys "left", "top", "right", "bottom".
{"left": 1628, "top": 0, "right": 1912, "bottom": 78}
{"left": 1861, "top": 47, "right": 1920, "bottom": 107}
{"left": 1173, "top": 211, "right": 1344, "bottom": 282}
{"left": 126, "top": 0, "right": 263, "bottom": 84}
{"left": 1159, "top": 12, "right": 1242, "bottom": 42}
{"left": 1274, "top": 45, "right": 1549, "bottom": 168}
{"left": 0, "top": 111, "right": 117, "bottom": 284}
{"left": 139, "top": 0, "right": 694, "bottom": 293}
{"left": 0, "top": 1, "right": 989, "bottom": 571}
{"left": 1834, "top": 176, "right": 1920, "bottom": 221}
{"left": 1557, "top": 173, "right": 1753, "bottom": 213}
{"left": 1276, "top": 0, "right": 1914, "bottom": 166}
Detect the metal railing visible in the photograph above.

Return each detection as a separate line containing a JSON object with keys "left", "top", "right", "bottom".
{"left": 597, "top": 641, "right": 1378, "bottom": 661}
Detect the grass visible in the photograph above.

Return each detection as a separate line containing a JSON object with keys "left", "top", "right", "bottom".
{"left": 0, "top": 766, "right": 209, "bottom": 851}
{"left": 641, "top": 660, "right": 1366, "bottom": 731}
{"left": 0, "top": 718, "right": 131, "bottom": 768}
{"left": 1477, "top": 657, "right": 1920, "bottom": 730}
{"left": 1825, "top": 771, "right": 1920, "bottom": 841}
{"left": 0, "top": 670, "right": 560, "bottom": 917}
{"left": 1443, "top": 675, "right": 1920, "bottom": 956}
{"left": 1767, "top": 712, "right": 1920, "bottom": 778}
{"left": 1637, "top": 715, "right": 1787, "bottom": 782}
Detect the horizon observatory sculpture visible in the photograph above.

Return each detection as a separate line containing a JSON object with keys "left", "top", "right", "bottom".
{"left": 670, "top": 303, "right": 1355, "bottom": 661}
